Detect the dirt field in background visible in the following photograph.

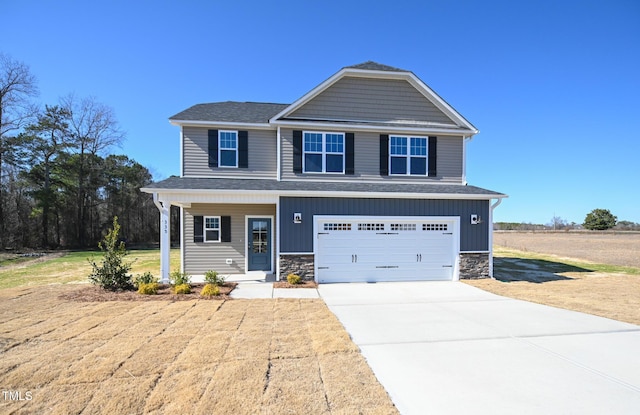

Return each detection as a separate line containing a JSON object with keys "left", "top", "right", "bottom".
{"left": 494, "top": 231, "right": 640, "bottom": 268}
{"left": 0, "top": 285, "right": 397, "bottom": 415}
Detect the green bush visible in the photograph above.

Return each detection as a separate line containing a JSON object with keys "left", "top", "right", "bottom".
{"left": 173, "top": 283, "right": 191, "bottom": 294}
{"left": 138, "top": 282, "right": 159, "bottom": 295}
{"left": 170, "top": 270, "right": 191, "bottom": 286}
{"left": 87, "top": 216, "right": 134, "bottom": 291}
{"left": 134, "top": 271, "right": 158, "bottom": 287}
{"left": 200, "top": 283, "right": 220, "bottom": 298}
{"left": 287, "top": 273, "right": 301, "bottom": 285}
{"left": 204, "top": 270, "right": 225, "bottom": 286}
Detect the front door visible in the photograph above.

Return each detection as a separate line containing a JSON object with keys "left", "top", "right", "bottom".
{"left": 248, "top": 218, "right": 272, "bottom": 271}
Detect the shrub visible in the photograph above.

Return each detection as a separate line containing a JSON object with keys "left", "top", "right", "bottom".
{"left": 204, "top": 270, "right": 225, "bottom": 286}
{"left": 287, "top": 273, "right": 301, "bottom": 285}
{"left": 134, "top": 271, "right": 158, "bottom": 287}
{"left": 170, "top": 270, "right": 191, "bottom": 286}
{"left": 87, "top": 216, "right": 134, "bottom": 291}
{"left": 138, "top": 282, "right": 159, "bottom": 295}
{"left": 200, "top": 283, "right": 220, "bottom": 298}
{"left": 173, "top": 283, "right": 191, "bottom": 294}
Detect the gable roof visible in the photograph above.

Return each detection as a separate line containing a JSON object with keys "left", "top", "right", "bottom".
{"left": 270, "top": 61, "right": 478, "bottom": 135}
{"left": 345, "top": 61, "right": 409, "bottom": 72}
{"left": 170, "top": 101, "right": 288, "bottom": 125}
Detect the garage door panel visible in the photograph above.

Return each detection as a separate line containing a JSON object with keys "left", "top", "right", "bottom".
{"left": 316, "top": 217, "right": 458, "bottom": 283}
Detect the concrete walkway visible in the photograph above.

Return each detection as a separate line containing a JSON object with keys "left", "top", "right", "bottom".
{"left": 228, "top": 278, "right": 320, "bottom": 299}
{"left": 318, "top": 281, "right": 640, "bottom": 414}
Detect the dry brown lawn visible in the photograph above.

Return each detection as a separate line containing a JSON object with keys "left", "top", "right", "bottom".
{"left": 493, "top": 231, "right": 640, "bottom": 268}
{"left": 465, "top": 232, "right": 640, "bottom": 325}
{"left": 0, "top": 285, "right": 398, "bottom": 415}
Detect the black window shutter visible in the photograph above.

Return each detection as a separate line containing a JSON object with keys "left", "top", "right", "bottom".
{"left": 221, "top": 216, "right": 231, "bottom": 242}
{"left": 208, "top": 130, "right": 218, "bottom": 167}
{"left": 379, "top": 134, "right": 389, "bottom": 176}
{"left": 345, "top": 133, "right": 355, "bottom": 175}
{"left": 428, "top": 136, "right": 437, "bottom": 177}
{"left": 293, "top": 130, "right": 302, "bottom": 173}
{"left": 194, "top": 216, "right": 204, "bottom": 243}
{"left": 238, "top": 131, "right": 248, "bottom": 168}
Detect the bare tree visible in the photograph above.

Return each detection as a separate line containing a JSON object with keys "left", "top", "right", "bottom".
{"left": 0, "top": 53, "right": 39, "bottom": 247}
{"left": 60, "top": 94, "right": 125, "bottom": 245}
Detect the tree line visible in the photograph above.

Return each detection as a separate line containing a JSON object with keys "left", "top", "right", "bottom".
{"left": 495, "top": 209, "right": 639, "bottom": 231}
{"left": 1, "top": 52, "right": 163, "bottom": 249}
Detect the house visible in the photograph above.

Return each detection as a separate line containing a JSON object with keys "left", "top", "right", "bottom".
{"left": 141, "top": 62, "right": 506, "bottom": 284}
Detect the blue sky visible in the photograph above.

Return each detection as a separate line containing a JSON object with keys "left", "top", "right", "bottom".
{"left": 3, "top": 0, "right": 639, "bottom": 224}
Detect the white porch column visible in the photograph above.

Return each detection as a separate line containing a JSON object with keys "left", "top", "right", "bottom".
{"left": 154, "top": 193, "right": 171, "bottom": 284}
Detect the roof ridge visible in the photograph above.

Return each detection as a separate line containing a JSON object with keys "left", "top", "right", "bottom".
{"left": 345, "top": 61, "right": 408, "bottom": 72}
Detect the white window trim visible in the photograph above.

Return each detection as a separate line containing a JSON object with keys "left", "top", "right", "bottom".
{"left": 204, "top": 215, "right": 221, "bottom": 243}
{"left": 389, "top": 135, "right": 429, "bottom": 176}
{"left": 218, "top": 130, "right": 238, "bottom": 168}
{"left": 302, "top": 131, "right": 345, "bottom": 174}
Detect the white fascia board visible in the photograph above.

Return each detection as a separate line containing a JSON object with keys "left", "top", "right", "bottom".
{"left": 140, "top": 187, "right": 506, "bottom": 201}
{"left": 269, "top": 67, "right": 479, "bottom": 135}
{"left": 404, "top": 74, "right": 479, "bottom": 134}
{"left": 270, "top": 120, "right": 475, "bottom": 136}
{"left": 169, "top": 119, "right": 274, "bottom": 130}
{"left": 269, "top": 68, "right": 347, "bottom": 123}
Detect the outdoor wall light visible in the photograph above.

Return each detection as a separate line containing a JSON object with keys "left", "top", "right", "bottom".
{"left": 293, "top": 213, "right": 302, "bottom": 224}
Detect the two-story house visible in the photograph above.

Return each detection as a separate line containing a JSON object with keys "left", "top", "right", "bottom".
{"left": 142, "top": 62, "right": 506, "bottom": 284}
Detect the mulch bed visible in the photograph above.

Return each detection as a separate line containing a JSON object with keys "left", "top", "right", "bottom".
{"left": 273, "top": 280, "right": 318, "bottom": 289}
{"left": 59, "top": 282, "right": 237, "bottom": 302}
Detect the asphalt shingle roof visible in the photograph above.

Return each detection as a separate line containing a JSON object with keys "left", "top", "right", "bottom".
{"left": 345, "top": 61, "right": 409, "bottom": 72}
{"left": 170, "top": 102, "right": 289, "bottom": 124}
{"left": 142, "top": 177, "right": 505, "bottom": 198}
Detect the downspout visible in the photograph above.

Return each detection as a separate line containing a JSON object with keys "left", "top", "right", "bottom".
{"left": 462, "top": 136, "right": 472, "bottom": 185}
{"left": 489, "top": 198, "right": 503, "bottom": 278}
{"left": 276, "top": 125, "right": 282, "bottom": 181}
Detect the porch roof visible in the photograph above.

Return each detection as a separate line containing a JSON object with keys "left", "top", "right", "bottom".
{"left": 142, "top": 177, "right": 506, "bottom": 199}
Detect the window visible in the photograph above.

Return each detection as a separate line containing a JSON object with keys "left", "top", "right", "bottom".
{"left": 204, "top": 216, "right": 221, "bottom": 242}
{"left": 389, "top": 136, "right": 428, "bottom": 175}
{"left": 324, "top": 223, "right": 352, "bottom": 231}
{"left": 304, "top": 132, "right": 345, "bottom": 173}
{"left": 219, "top": 131, "right": 238, "bottom": 167}
{"left": 390, "top": 223, "right": 417, "bottom": 231}
{"left": 423, "top": 223, "right": 448, "bottom": 231}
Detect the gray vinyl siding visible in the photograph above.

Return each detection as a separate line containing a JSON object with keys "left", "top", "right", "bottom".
{"left": 280, "top": 128, "right": 463, "bottom": 182}
{"left": 182, "top": 126, "right": 277, "bottom": 178}
{"left": 288, "top": 76, "right": 456, "bottom": 125}
{"left": 279, "top": 197, "right": 489, "bottom": 253}
{"left": 184, "top": 203, "right": 276, "bottom": 275}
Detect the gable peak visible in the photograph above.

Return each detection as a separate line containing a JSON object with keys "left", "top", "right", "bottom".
{"left": 345, "top": 61, "right": 409, "bottom": 73}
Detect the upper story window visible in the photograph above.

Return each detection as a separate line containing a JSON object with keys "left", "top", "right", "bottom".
{"left": 390, "top": 136, "right": 428, "bottom": 175}
{"left": 303, "top": 132, "right": 345, "bottom": 173}
{"left": 219, "top": 131, "right": 238, "bottom": 168}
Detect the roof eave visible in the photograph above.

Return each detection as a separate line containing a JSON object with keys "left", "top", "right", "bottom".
{"left": 140, "top": 186, "right": 506, "bottom": 200}
{"left": 169, "top": 119, "right": 274, "bottom": 130}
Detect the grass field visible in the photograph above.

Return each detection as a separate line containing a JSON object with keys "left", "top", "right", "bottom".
{"left": 465, "top": 232, "right": 640, "bottom": 325}
{"left": 0, "top": 249, "right": 181, "bottom": 290}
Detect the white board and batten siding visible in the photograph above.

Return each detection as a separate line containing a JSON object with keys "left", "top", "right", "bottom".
{"left": 314, "top": 216, "right": 460, "bottom": 283}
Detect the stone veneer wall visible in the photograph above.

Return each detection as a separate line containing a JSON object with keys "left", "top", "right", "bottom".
{"left": 459, "top": 253, "right": 490, "bottom": 279}
{"left": 279, "top": 254, "right": 315, "bottom": 281}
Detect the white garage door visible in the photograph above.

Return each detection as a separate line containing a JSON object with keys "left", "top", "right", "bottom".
{"left": 315, "top": 216, "right": 459, "bottom": 283}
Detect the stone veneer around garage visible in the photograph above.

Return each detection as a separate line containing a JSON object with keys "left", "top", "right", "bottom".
{"left": 280, "top": 252, "right": 490, "bottom": 281}
{"left": 279, "top": 254, "right": 315, "bottom": 281}
{"left": 458, "top": 252, "right": 490, "bottom": 279}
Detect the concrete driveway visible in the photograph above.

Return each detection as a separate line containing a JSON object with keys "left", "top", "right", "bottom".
{"left": 318, "top": 281, "right": 640, "bottom": 414}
